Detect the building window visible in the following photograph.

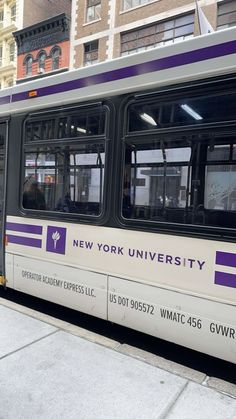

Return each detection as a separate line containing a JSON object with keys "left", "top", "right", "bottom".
{"left": 38, "top": 51, "right": 46, "bottom": 73}
{"left": 122, "top": 0, "right": 153, "bottom": 11}
{"left": 24, "top": 55, "right": 33, "bottom": 76}
{"left": 51, "top": 47, "right": 61, "bottom": 70}
{"left": 0, "top": 45, "right": 2, "bottom": 67}
{"left": 84, "top": 40, "right": 98, "bottom": 66}
{"left": 86, "top": 0, "right": 101, "bottom": 23}
{"left": 0, "top": 10, "right": 4, "bottom": 24}
{"left": 7, "top": 79, "right": 13, "bottom": 87}
{"left": 11, "top": 4, "right": 16, "bottom": 22}
{"left": 9, "top": 43, "right": 15, "bottom": 62}
{"left": 218, "top": 0, "right": 236, "bottom": 29}
{"left": 121, "top": 14, "right": 194, "bottom": 56}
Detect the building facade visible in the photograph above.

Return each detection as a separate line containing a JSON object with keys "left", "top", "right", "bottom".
{"left": 0, "top": 0, "right": 71, "bottom": 88}
{"left": 0, "top": 0, "right": 19, "bottom": 88}
{"left": 14, "top": 13, "right": 70, "bottom": 82}
{"left": 70, "top": 0, "right": 236, "bottom": 69}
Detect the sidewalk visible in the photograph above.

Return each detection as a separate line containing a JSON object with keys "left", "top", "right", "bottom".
{"left": 0, "top": 298, "right": 235, "bottom": 419}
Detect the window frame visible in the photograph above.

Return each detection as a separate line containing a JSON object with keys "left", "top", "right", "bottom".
{"left": 24, "top": 55, "right": 33, "bottom": 76}
{"left": 21, "top": 102, "right": 112, "bottom": 224}
{"left": 117, "top": 77, "right": 236, "bottom": 239}
{"left": 37, "top": 50, "right": 47, "bottom": 73}
{"left": 120, "top": 13, "right": 194, "bottom": 56}
{"left": 217, "top": 0, "right": 236, "bottom": 30}
{"left": 86, "top": 0, "right": 101, "bottom": 23}
{"left": 50, "top": 46, "right": 61, "bottom": 71}
{"left": 11, "top": 4, "right": 16, "bottom": 21}
{"left": 9, "top": 42, "right": 15, "bottom": 62}
{"left": 84, "top": 40, "right": 99, "bottom": 66}
{"left": 0, "top": 10, "right": 4, "bottom": 24}
{"left": 0, "top": 45, "right": 2, "bottom": 67}
{"left": 122, "top": 0, "right": 155, "bottom": 12}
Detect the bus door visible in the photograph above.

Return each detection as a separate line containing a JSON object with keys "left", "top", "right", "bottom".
{"left": 0, "top": 121, "right": 8, "bottom": 286}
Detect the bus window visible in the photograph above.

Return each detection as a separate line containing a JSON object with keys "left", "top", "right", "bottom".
{"left": 205, "top": 142, "right": 236, "bottom": 213}
{"left": 128, "top": 91, "right": 236, "bottom": 132}
{"left": 123, "top": 91, "right": 236, "bottom": 230}
{"left": 23, "top": 143, "right": 105, "bottom": 215}
{"left": 22, "top": 105, "right": 107, "bottom": 217}
{"left": 122, "top": 136, "right": 236, "bottom": 228}
{"left": 122, "top": 138, "right": 192, "bottom": 223}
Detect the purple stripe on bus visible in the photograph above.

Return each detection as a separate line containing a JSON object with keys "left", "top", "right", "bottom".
{"left": 214, "top": 271, "right": 236, "bottom": 288}
{"left": 0, "top": 95, "right": 10, "bottom": 105}
{"left": 10, "top": 39, "right": 236, "bottom": 104}
{"left": 7, "top": 234, "right": 42, "bottom": 248}
{"left": 215, "top": 251, "right": 236, "bottom": 268}
{"left": 6, "top": 222, "right": 42, "bottom": 235}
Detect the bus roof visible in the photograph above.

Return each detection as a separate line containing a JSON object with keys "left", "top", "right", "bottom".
{"left": 1, "top": 27, "right": 236, "bottom": 117}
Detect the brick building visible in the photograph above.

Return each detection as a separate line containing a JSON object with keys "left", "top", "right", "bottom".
{"left": 0, "top": 0, "right": 71, "bottom": 88}
{"left": 14, "top": 13, "right": 70, "bottom": 82}
{"left": 70, "top": 0, "right": 236, "bottom": 69}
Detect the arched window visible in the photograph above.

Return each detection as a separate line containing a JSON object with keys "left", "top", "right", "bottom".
{"left": 38, "top": 51, "right": 46, "bottom": 73}
{"left": 51, "top": 46, "right": 61, "bottom": 70}
{"left": 24, "top": 55, "right": 33, "bottom": 76}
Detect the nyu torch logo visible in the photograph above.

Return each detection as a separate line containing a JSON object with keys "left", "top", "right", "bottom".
{"left": 52, "top": 231, "right": 61, "bottom": 249}
{"left": 46, "top": 226, "right": 66, "bottom": 255}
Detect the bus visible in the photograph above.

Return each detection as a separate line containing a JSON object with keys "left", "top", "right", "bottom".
{"left": 0, "top": 27, "right": 236, "bottom": 363}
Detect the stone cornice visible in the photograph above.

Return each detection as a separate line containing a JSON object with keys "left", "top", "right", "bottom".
{"left": 13, "top": 13, "right": 70, "bottom": 55}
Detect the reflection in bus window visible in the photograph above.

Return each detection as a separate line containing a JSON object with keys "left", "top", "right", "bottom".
{"left": 205, "top": 165, "right": 236, "bottom": 211}
{"left": 123, "top": 95, "right": 236, "bottom": 229}
{"left": 23, "top": 105, "right": 107, "bottom": 216}
{"left": 25, "top": 108, "right": 105, "bottom": 142}
{"left": 23, "top": 178, "right": 46, "bottom": 210}
{"left": 23, "top": 144, "right": 105, "bottom": 215}
{"left": 123, "top": 139, "right": 192, "bottom": 222}
{"left": 128, "top": 91, "right": 236, "bottom": 132}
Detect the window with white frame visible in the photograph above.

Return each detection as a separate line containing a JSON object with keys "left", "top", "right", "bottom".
{"left": 0, "top": 10, "right": 4, "bottom": 24}
{"left": 218, "top": 0, "right": 236, "bottom": 29}
{"left": 121, "top": 14, "right": 194, "bottom": 56}
{"left": 24, "top": 55, "right": 33, "bottom": 76}
{"left": 7, "top": 79, "right": 13, "bottom": 87}
{"left": 51, "top": 47, "right": 61, "bottom": 70}
{"left": 86, "top": 0, "right": 101, "bottom": 22}
{"left": 38, "top": 51, "right": 46, "bottom": 72}
{"left": 9, "top": 43, "right": 15, "bottom": 62}
{"left": 11, "top": 4, "right": 16, "bottom": 21}
{"left": 0, "top": 45, "right": 2, "bottom": 67}
{"left": 84, "top": 40, "right": 98, "bottom": 66}
{"left": 123, "top": 0, "right": 153, "bottom": 11}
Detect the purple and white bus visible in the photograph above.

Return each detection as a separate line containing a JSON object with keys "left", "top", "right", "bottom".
{"left": 0, "top": 27, "right": 236, "bottom": 363}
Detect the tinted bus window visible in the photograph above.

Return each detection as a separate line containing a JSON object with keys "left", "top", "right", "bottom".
{"left": 123, "top": 91, "right": 236, "bottom": 230}
{"left": 128, "top": 91, "right": 236, "bottom": 132}
{"left": 23, "top": 105, "right": 107, "bottom": 217}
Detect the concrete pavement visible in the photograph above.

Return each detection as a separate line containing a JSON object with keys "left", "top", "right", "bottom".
{"left": 0, "top": 298, "right": 235, "bottom": 419}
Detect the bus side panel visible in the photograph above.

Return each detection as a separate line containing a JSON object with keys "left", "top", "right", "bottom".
{"left": 5, "top": 253, "right": 14, "bottom": 288}
{"left": 108, "top": 276, "right": 236, "bottom": 363}
{"left": 5, "top": 216, "right": 236, "bottom": 304}
{"left": 11, "top": 254, "right": 108, "bottom": 320}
